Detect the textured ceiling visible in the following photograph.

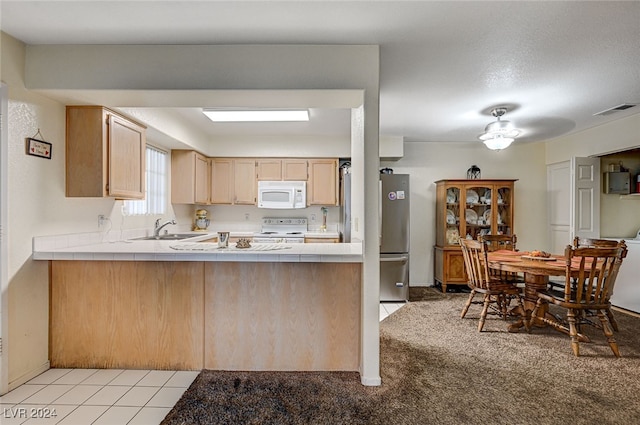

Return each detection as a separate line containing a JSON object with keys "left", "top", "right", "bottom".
{"left": 2, "top": 1, "right": 640, "bottom": 145}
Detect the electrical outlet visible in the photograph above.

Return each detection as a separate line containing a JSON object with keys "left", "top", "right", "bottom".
{"left": 311, "top": 213, "right": 316, "bottom": 222}
{"left": 245, "top": 213, "right": 250, "bottom": 221}
{"left": 98, "top": 214, "right": 106, "bottom": 227}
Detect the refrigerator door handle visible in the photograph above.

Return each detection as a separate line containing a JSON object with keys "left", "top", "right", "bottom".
{"left": 380, "top": 255, "right": 409, "bottom": 263}
{"left": 378, "top": 179, "right": 383, "bottom": 246}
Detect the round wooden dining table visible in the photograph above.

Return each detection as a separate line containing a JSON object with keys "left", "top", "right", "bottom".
{"left": 486, "top": 250, "right": 581, "bottom": 335}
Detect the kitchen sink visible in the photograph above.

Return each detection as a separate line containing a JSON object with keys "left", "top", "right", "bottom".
{"left": 133, "top": 233, "right": 200, "bottom": 241}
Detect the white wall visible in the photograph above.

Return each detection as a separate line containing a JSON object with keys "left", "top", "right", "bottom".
{"left": 545, "top": 113, "right": 640, "bottom": 239}
{"left": 3, "top": 33, "right": 69, "bottom": 387}
{"left": 381, "top": 140, "right": 548, "bottom": 286}
{"left": 545, "top": 113, "right": 640, "bottom": 162}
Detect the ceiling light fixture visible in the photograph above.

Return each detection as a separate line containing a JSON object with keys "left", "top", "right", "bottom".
{"left": 479, "top": 107, "right": 519, "bottom": 150}
{"left": 202, "top": 108, "right": 309, "bottom": 122}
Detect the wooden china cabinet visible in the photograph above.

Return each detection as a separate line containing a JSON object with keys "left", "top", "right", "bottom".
{"left": 434, "top": 179, "right": 517, "bottom": 292}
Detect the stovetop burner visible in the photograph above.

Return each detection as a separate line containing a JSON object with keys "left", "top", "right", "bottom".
{"left": 256, "top": 217, "right": 308, "bottom": 238}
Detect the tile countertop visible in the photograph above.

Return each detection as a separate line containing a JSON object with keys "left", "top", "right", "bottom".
{"left": 33, "top": 231, "right": 361, "bottom": 263}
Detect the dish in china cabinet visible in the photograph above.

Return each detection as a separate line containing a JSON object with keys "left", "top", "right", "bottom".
{"left": 446, "top": 209, "right": 456, "bottom": 224}
{"left": 446, "top": 188, "right": 457, "bottom": 203}
{"left": 465, "top": 209, "right": 478, "bottom": 224}
{"left": 483, "top": 209, "right": 491, "bottom": 222}
{"left": 466, "top": 189, "right": 479, "bottom": 204}
{"left": 446, "top": 228, "right": 460, "bottom": 245}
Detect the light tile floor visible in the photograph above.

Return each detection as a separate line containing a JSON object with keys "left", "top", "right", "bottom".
{"left": 0, "top": 369, "right": 198, "bottom": 425}
{"left": 1, "top": 302, "right": 406, "bottom": 425}
{"left": 380, "top": 302, "right": 406, "bottom": 321}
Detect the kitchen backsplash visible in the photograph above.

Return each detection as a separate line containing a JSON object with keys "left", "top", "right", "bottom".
{"left": 201, "top": 204, "right": 340, "bottom": 231}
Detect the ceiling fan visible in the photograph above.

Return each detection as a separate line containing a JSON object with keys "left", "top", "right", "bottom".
{"left": 479, "top": 107, "right": 520, "bottom": 150}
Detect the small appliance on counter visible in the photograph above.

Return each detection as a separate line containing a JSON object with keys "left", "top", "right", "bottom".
{"left": 193, "top": 209, "right": 210, "bottom": 231}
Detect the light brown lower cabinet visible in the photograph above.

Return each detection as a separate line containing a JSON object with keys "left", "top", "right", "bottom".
{"left": 304, "top": 237, "right": 340, "bottom": 243}
{"left": 50, "top": 260, "right": 361, "bottom": 371}
{"left": 50, "top": 261, "right": 204, "bottom": 370}
{"left": 434, "top": 246, "right": 467, "bottom": 293}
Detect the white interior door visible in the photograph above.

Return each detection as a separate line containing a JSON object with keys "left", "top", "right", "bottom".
{"left": 547, "top": 161, "right": 571, "bottom": 253}
{"left": 571, "top": 156, "right": 601, "bottom": 241}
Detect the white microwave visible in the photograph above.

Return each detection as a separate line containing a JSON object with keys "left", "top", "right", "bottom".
{"left": 258, "top": 181, "right": 307, "bottom": 209}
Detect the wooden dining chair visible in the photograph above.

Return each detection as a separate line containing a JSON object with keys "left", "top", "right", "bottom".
{"left": 529, "top": 242, "right": 628, "bottom": 357}
{"left": 573, "top": 237, "right": 619, "bottom": 248}
{"left": 479, "top": 234, "right": 522, "bottom": 284}
{"left": 459, "top": 239, "right": 527, "bottom": 332}
{"left": 549, "top": 237, "right": 619, "bottom": 293}
{"left": 479, "top": 234, "right": 517, "bottom": 252}
{"left": 572, "top": 237, "right": 624, "bottom": 331}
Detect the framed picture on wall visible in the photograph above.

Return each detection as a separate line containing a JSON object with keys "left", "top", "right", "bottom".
{"left": 26, "top": 138, "right": 52, "bottom": 159}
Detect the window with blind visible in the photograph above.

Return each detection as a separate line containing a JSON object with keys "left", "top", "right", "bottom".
{"left": 123, "top": 146, "right": 168, "bottom": 216}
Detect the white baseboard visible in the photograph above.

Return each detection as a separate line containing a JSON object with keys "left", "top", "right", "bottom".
{"left": 7, "top": 361, "right": 50, "bottom": 393}
{"left": 360, "top": 375, "right": 382, "bottom": 386}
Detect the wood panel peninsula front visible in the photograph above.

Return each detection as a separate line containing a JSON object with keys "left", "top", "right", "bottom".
{"left": 35, "top": 236, "right": 362, "bottom": 372}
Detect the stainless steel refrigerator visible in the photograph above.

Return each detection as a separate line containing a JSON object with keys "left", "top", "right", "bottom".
{"left": 379, "top": 173, "right": 410, "bottom": 302}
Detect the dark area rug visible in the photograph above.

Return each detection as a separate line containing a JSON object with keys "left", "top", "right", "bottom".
{"left": 161, "top": 370, "right": 378, "bottom": 425}
{"left": 162, "top": 289, "right": 640, "bottom": 425}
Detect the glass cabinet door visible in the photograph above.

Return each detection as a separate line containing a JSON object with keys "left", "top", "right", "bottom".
{"left": 463, "top": 184, "right": 492, "bottom": 241}
{"left": 495, "top": 186, "right": 512, "bottom": 235}
{"left": 445, "top": 186, "right": 461, "bottom": 245}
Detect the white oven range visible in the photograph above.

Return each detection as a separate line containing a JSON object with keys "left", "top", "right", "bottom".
{"left": 253, "top": 217, "right": 307, "bottom": 244}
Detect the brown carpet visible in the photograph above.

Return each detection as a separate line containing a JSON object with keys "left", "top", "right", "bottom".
{"left": 162, "top": 289, "right": 640, "bottom": 424}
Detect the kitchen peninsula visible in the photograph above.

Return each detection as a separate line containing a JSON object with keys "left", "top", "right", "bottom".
{"left": 34, "top": 233, "right": 362, "bottom": 373}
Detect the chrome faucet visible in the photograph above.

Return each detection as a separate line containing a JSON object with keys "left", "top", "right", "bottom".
{"left": 153, "top": 219, "right": 176, "bottom": 237}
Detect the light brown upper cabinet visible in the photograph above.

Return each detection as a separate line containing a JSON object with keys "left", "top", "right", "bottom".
{"left": 171, "top": 150, "right": 210, "bottom": 204}
{"left": 66, "top": 106, "right": 146, "bottom": 199}
{"left": 257, "top": 159, "right": 308, "bottom": 181}
{"left": 307, "top": 159, "right": 339, "bottom": 206}
{"left": 256, "top": 159, "right": 282, "bottom": 180}
{"left": 233, "top": 159, "right": 257, "bottom": 204}
{"left": 282, "top": 159, "right": 308, "bottom": 180}
{"left": 210, "top": 158, "right": 257, "bottom": 205}
{"left": 210, "top": 159, "right": 234, "bottom": 204}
